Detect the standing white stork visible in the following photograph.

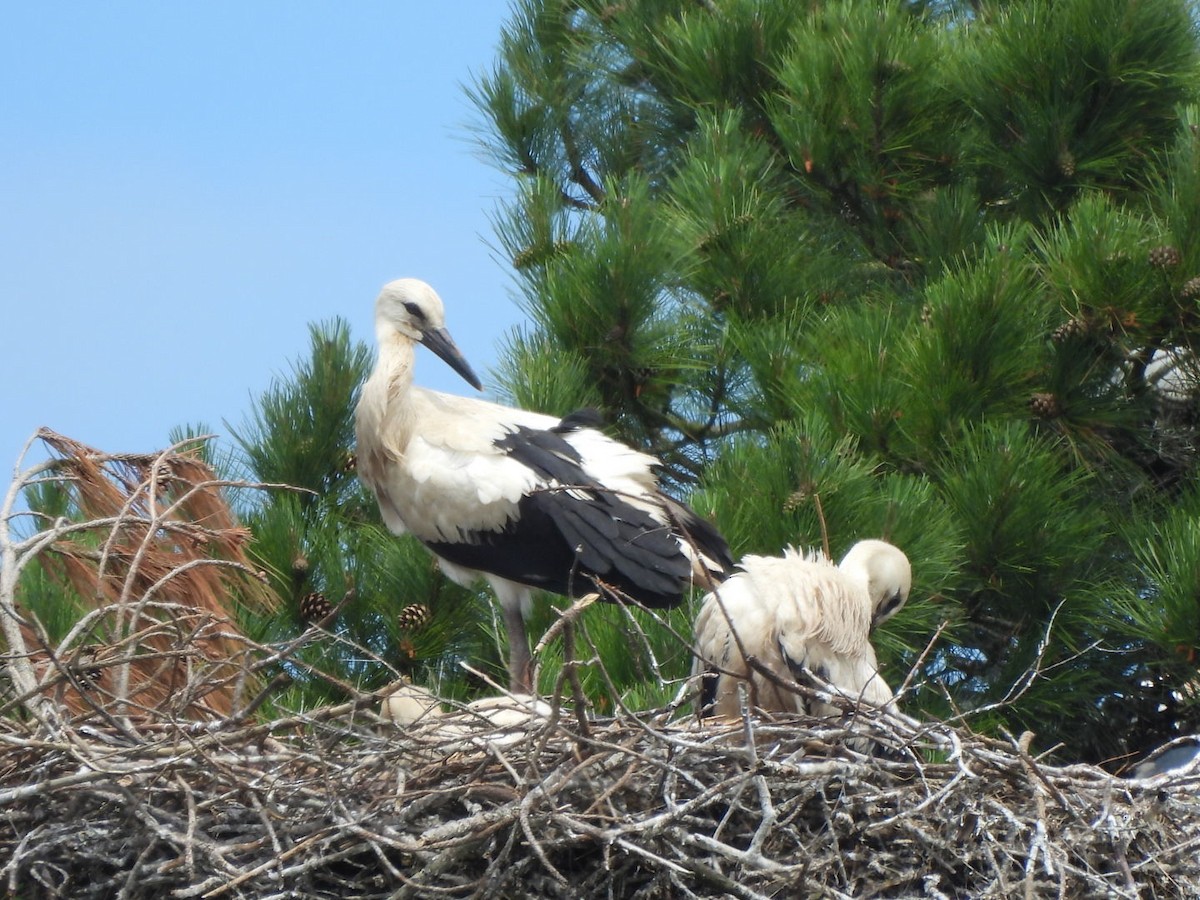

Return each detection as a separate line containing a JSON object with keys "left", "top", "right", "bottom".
{"left": 355, "top": 278, "right": 733, "bottom": 692}
{"left": 693, "top": 539, "right": 910, "bottom": 721}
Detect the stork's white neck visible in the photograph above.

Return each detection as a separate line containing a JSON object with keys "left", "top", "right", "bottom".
{"left": 373, "top": 325, "right": 417, "bottom": 393}
{"left": 357, "top": 324, "right": 419, "bottom": 460}
{"left": 837, "top": 561, "right": 870, "bottom": 593}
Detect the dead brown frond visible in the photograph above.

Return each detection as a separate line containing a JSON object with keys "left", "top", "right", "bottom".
{"left": 4, "top": 429, "right": 280, "bottom": 723}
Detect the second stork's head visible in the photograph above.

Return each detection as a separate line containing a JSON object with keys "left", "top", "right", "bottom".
{"left": 375, "top": 278, "right": 483, "bottom": 391}
{"left": 839, "top": 539, "right": 912, "bottom": 632}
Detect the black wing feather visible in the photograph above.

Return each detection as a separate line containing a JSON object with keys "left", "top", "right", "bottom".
{"left": 427, "top": 413, "right": 730, "bottom": 608}
{"left": 699, "top": 670, "right": 717, "bottom": 716}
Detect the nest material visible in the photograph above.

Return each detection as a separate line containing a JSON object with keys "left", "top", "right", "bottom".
{"left": 4, "top": 431, "right": 1199, "bottom": 897}
{"left": 1, "top": 697, "right": 1197, "bottom": 900}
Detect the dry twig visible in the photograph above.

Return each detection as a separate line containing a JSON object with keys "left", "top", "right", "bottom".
{"left": 3, "top": 432, "right": 1199, "bottom": 898}
{"left": 0, "top": 698, "right": 1196, "bottom": 898}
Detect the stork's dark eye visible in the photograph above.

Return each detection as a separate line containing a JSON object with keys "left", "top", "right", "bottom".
{"left": 879, "top": 593, "right": 903, "bottom": 616}
{"left": 403, "top": 301, "right": 427, "bottom": 321}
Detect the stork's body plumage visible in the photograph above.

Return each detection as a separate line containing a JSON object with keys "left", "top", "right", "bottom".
{"left": 355, "top": 279, "right": 732, "bottom": 692}
{"left": 693, "top": 539, "right": 910, "bottom": 720}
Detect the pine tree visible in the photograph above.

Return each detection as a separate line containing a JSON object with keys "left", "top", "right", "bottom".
{"left": 472, "top": 0, "right": 1200, "bottom": 766}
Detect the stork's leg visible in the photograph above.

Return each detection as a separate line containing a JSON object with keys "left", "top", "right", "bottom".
{"left": 502, "top": 600, "right": 532, "bottom": 693}
{"left": 490, "top": 579, "right": 533, "bottom": 693}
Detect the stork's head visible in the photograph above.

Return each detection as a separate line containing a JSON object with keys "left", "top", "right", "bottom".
{"left": 839, "top": 539, "right": 911, "bottom": 631}
{"left": 375, "top": 278, "right": 483, "bottom": 390}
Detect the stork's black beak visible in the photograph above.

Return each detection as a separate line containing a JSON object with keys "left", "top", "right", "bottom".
{"left": 870, "top": 590, "right": 905, "bottom": 632}
{"left": 421, "top": 326, "right": 483, "bottom": 391}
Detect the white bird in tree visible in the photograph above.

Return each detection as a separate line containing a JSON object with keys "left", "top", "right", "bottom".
{"left": 355, "top": 278, "right": 733, "bottom": 692}
{"left": 693, "top": 539, "right": 910, "bottom": 720}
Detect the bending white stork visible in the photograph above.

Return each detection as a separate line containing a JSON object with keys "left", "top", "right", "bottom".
{"left": 693, "top": 539, "right": 910, "bottom": 721}
{"left": 355, "top": 278, "right": 733, "bottom": 692}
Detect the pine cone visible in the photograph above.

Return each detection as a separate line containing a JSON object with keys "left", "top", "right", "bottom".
{"left": 72, "top": 646, "right": 104, "bottom": 691}
{"left": 398, "top": 603, "right": 432, "bottom": 632}
{"left": 1180, "top": 276, "right": 1200, "bottom": 300}
{"left": 1029, "top": 392, "right": 1063, "bottom": 419}
{"left": 1051, "top": 317, "right": 1087, "bottom": 343}
{"left": 783, "top": 481, "right": 816, "bottom": 512}
{"left": 1057, "top": 148, "right": 1076, "bottom": 177}
{"left": 299, "top": 591, "right": 334, "bottom": 623}
{"left": 512, "top": 240, "right": 575, "bottom": 270}
{"left": 512, "top": 246, "right": 539, "bottom": 270}
{"left": 291, "top": 554, "right": 310, "bottom": 579}
{"left": 1149, "top": 245, "right": 1182, "bottom": 268}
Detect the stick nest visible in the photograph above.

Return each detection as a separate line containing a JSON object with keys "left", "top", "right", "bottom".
{"left": 1, "top": 696, "right": 1197, "bottom": 899}
{"left": 3, "top": 432, "right": 1198, "bottom": 897}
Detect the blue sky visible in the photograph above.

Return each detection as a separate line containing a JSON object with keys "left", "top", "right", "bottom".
{"left": 0, "top": 3, "right": 522, "bottom": 477}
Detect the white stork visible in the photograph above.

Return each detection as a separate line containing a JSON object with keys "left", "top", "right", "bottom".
{"left": 693, "top": 539, "right": 910, "bottom": 721}
{"left": 1126, "top": 735, "right": 1200, "bottom": 780}
{"left": 379, "top": 679, "right": 443, "bottom": 726}
{"left": 355, "top": 278, "right": 733, "bottom": 692}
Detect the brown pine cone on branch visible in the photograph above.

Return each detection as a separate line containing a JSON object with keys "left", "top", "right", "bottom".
{"left": 1150, "top": 245, "right": 1182, "bottom": 268}
{"left": 1051, "top": 317, "right": 1088, "bottom": 343}
{"left": 299, "top": 591, "right": 334, "bottom": 624}
{"left": 397, "top": 603, "right": 432, "bottom": 632}
{"left": 72, "top": 646, "right": 104, "bottom": 691}
{"left": 1029, "top": 392, "right": 1063, "bottom": 419}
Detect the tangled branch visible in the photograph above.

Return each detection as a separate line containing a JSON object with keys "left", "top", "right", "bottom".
{"left": 0, "top": 696, "right": 1197, "bottom": 898}
{"left": 3, "top": 431, "right": 1199, "bottom": 898}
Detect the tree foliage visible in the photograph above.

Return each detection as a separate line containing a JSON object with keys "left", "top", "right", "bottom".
{"left": 471, "top": 0, "right": 1200, "bottom": 767}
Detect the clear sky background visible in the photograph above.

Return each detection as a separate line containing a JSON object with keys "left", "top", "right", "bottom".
{"left": 0, "top": 3, "right": 522, "bottom": 479}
